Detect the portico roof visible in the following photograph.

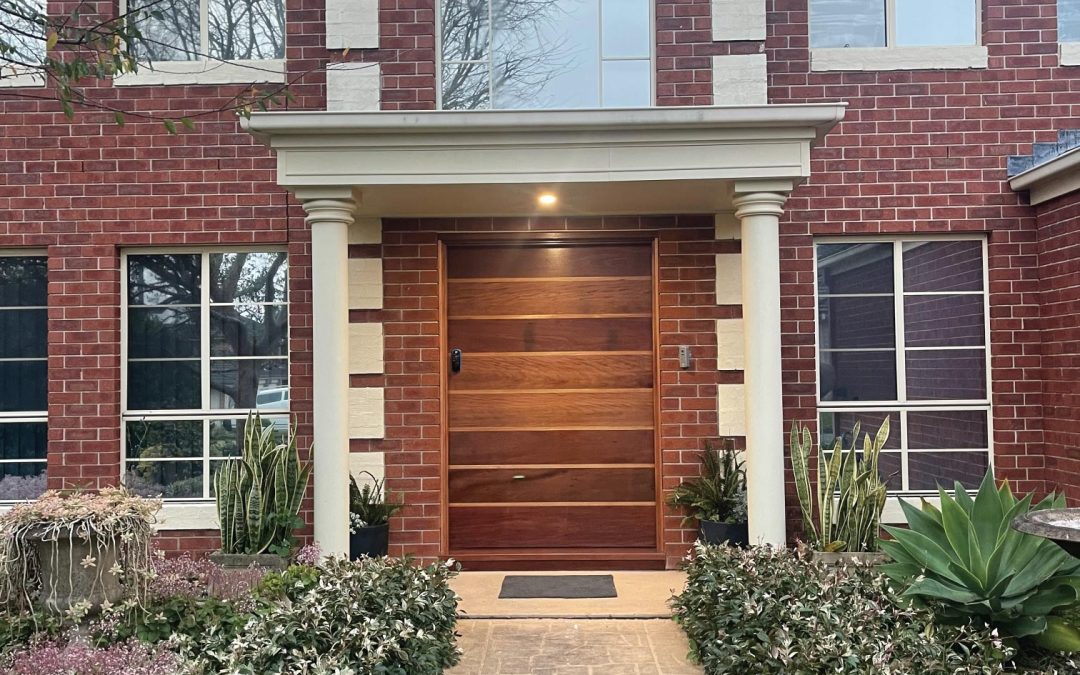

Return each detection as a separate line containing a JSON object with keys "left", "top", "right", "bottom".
{"left": 243, "top": 104, "right": 846, "bottom": 216}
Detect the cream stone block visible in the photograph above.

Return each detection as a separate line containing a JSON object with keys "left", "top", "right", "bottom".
{"left": 712, "top": 0, "right": 766, "bottom": 41}
{"left": 325, "top": 0, "right": 379, "bottom": 50}
{"left": 349, "top": 451, "right": 385, "bottom": 484}
{"left": 348, "top": 258, "right": 383, "bottom": 309}
{"left": 712, "top": 54, "right": 768, "bottom": 105}
{"left": 1062, "top": 43, "right": 1080, "bottom": 66}
{"left": 349, "top": 217, "right": 382, "bottom": 244}
{"left": 326, "top": 63, "right": 380, "bottom": 112}
{"left": 716, "top": 319, "right": 745, "bottom": 371}
{"left": 717, "top": 383, "right": 747, "bottom": 437}
{"left": 349, "top": 323, "right": 384, "bottom": 374}
{"left": 348, "top": 387, "right": 385, "bottom": 438}
{"left": 811, "top": 46, "right": 988, "bottom": 72}
{"left": 715, "top": 211, "right": 740, "bottom": 240}
{"left": 715, "top": 253, "right": 742, "bottom": 305}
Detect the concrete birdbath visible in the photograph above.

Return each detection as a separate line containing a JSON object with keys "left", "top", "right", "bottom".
{"left": 1012, "top": 508, "right": 1080, "bottom": 557}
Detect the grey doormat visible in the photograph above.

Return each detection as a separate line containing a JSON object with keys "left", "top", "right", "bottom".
{"left": 498, "top": 574, "right": 617, "bottom": 599}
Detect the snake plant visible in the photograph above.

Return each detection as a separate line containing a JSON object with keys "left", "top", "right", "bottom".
{"left": 881, "top": 471, "right": 1080, "bottom": 648}
{"left": 790, "top": 418, "right": 890, "bottom": 552}
{"left": 215, "top": 414, "right": 311, "bottom": 556}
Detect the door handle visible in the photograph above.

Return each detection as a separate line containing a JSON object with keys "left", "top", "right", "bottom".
{"left": 450, "top": 348, "right": 462, "bottom": 373}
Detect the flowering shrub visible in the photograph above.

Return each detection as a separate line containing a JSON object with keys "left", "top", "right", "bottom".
{"left": 1, "top": 637, "right": 187, "bottom": 675}
{"left": 198, "top": 556, "right": 461, "bottom": 674}
{"left": 672, "top": 544, "right": 1013, "bottom": 674}
{"left": 147, "top": 552, "right": 217, "bottom": 601}
{"left": 293, "top": 543, "right": 321, "bottom": 566}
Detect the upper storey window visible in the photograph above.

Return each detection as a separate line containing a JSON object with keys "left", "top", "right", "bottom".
{"left": 438, "top": 0, "right": 653, "bottom": 110}
{"left": 126, "top": 0, "right": 284, "bottom": 62}
{"left": 810, "top": 0, "right": 978, "bottom": 48}
{"left": 1063, "top": 0, "right": 1080, "bottom": 42}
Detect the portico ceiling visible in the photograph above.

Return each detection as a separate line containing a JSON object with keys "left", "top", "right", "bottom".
{"left": 243, "top": 104, "right": 846, "bottom": 216}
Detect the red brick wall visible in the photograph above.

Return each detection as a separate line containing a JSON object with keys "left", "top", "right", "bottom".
{"left": 1035, "top": 189, "right": 1080, "bottom": 502}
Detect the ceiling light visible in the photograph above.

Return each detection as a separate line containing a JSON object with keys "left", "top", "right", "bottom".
{"left": 537, "top": 193, "right": 558, "bottom": 207}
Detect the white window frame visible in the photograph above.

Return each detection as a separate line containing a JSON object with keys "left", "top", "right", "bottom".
{"left": 810, "top": 0, "right": 988, "bottom": 71}
{"left": 0, "top": 250, "right": 48, "bottom": 504}
{"left": 0, "top": 0, "right": 48, "bottom": 88}
{"left": 813, "top": 235, "right": 994, "bottom": 509}
{"left": 114, "top": 0, "right": 286, "bottom": 86}
{"left": 1061, "top": 0, "right": 1080, "bottom": 66}
{"left": 434, "top": 0, "right": 657, "bottom": 110}
{"left": 120, "top": 247, "right": 289, "bottom": 512}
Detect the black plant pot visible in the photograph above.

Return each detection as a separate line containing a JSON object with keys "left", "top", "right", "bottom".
{"left": 350, "top": 523, "right": 390, "bottom": 560}
{"left": 699, "top": 519, "right": 749, "bottom": 547}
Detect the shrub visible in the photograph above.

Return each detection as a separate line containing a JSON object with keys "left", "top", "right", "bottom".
{"left": 672, "top": 544, "right": 1012, "bottom": 674}
{"left": 198, "top": 556, "right": 461, "bottom": 674}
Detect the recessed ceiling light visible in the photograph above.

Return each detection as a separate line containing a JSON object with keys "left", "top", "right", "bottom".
{"left": 537, "top": 193, "right": 558, "bottom": 207}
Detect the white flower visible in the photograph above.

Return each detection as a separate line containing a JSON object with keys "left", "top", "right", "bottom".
{"left": 80, "top": 554, "right": 97, "bottom": 568}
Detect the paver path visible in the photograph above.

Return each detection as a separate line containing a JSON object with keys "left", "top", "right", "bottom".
{"left": 448, "top": 618, "right": 704, "bottom": 675}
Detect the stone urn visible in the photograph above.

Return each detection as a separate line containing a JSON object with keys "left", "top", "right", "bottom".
{"left": 1012, "top": 508, "right": 1080, "bottom": 557}
{"left": 32, "top": 529, "right": 123, "bottom": 614}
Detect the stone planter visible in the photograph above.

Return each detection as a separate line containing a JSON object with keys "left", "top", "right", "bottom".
{"left": 810, "top": 550, "right": 888, "bottom": 567}
{"left": 209, "top": 552, "right": 289, "bottom": 571}
{"left": 32, "top": 529, "right": 123, "bottom": 614}
{"left": 208, "top": 552, "right": 288, "bottom": 596}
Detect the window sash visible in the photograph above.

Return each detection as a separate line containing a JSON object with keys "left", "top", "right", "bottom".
{"left": 809, "top": 0, "right": 981, "bottom": 49}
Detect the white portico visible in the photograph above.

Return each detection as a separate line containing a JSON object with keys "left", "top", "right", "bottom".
{"left": 243, "top": 104, "right": 846, "bottom": 555}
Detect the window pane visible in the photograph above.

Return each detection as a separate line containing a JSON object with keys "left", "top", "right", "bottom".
{"left": 0, "top": 0, "right": 46, "bottom": 65}
{"left": 1063, "top": 0, "right": 1080, "bottom": 42}
{"left": 210, "top": 252, "right": 287, "bottom": 304}
{"left": 127, "top": 361, "right": 201, "bottom": 410}
{"left": 209, "top": 416, "right": 288, "bottom": 457}
{"left": 0, "top": 463, "right": 47, "bottom": 501}
{"left": 128, "top": 307, "right": 201, "bottom": 359}
{"left": 909, "top": 452, "right": 988, "bottom": 491}
{"left": 0, "top": 257, "right": 47, "bottom": 306}
{"left": 441, "top": 0, "right": 490, "bottom": 62}
{"left": 210, "top": 304, "right": 288, "bottom": 357}
{"left": 0, "top": 422, "right": 47, "bottom": 461}
{"left": 905, "top": 348, "right": 986, "bottom": 400}
{"left": 602, "top": 0, "right": 650, "bottom": 58}
{"left": 128, "top": 254, "right": 201, "bottom": 305}
{"left": 0, "top": 362, "right": 46, "bottom": 412}
{"left": 819, "top": 410, "right": 901, "bottom": 450}
{"left": 126, "top": 419, "right": 204, "bottom": 459}
{"left": 818, "top": 296, "right": 895, "bottom": 349}
{"left": 895, "top": 0, "right": 977, "bottom": 46}
{"left": 904, "top": 295, "right": 985, "bottom": 347}
{"left": 602, "top": 60, "right": 651, "bottom": 107}
{"left": 809, "top": 0, "right": 886, "bottom": 48}
{"left": 442, "top": 61, "right": 491, "bottom": 109}
{"left": 0, "top": 309, "right": 46, "bottom": 358}
{"left": 902, "top": 240, "right": 983, "bottom": 292}
{"left": 126, "top": 461, "right": 204, "bottom": 499}
{"left": 816, "top": 243, "right": 893, "bottom": 294}
{"left": 820, "top": 350, "right": 897, "bottom": 401}
{"left": 129, "top": 0, "right": 201, "bottom": 61}
{"left": 208, "top": 0, "right": 285, "bottom": 60}
{"left": 210, "top": 359, "right": 288, "bottom": 410}
{"left": 907, "top": 410, "right": 988, "bottom": 450}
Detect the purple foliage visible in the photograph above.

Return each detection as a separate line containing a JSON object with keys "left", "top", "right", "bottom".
{"left": 2, "top": 638, "right": 186, "bottom": 674}
{"left": 148, "top": 552, "right": 216, "bottom": 600}
{"left": 0, "top": 473, "right": 47, "bottom": 501}
{"left": 294, "top": 543, "right": 321, "bottom": 566}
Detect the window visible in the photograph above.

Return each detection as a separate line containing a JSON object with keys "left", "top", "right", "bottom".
{"left": 122, "top": 251, "right": 288, "bottom": 500}
{"left": 809, "top": 0, "right": 978, "bottom": 48}
{"left": 438, "top": 0, "right": 652, "bottom": 110}
{"left": 0, "top": 254, "right": 47, "bottom": 501}
{"left": 1063, "top": 0, "right": 1080, "bottom": 42}
{"left": 0, "top": 0, "right": 47, "bottom": 87}
{"left": 125, "top": 0, "right": 284, "bottom": 63}
{"left": 815, "top": 238, "right": 991, "bottom": 493}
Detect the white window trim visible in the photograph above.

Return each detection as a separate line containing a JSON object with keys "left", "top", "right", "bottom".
{"left": 814, "top": 234, "right": 994, "bottom": 502}
{"left": 434, "top": 0, "right": 657, "bottom": 110}
{"left": 1061, "top": 42, "right": 1080, "bottom": 66}
{"left": 0, "top": 68, "right": 46, "bottom": 89}
{"left": 120, "top": 247, "right": 289, "bottom": 503}
{"left": 811, "top": 45, "right": 989, "bottom": 72}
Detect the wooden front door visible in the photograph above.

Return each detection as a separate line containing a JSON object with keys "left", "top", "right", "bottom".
{"left": 442, "top": 237, "right": 660, "bottom": 566}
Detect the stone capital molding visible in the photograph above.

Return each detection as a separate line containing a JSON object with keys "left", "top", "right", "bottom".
{"left": 302, "top": 197, "right": 357, "bottom": 228}
{"left": 732, "top": 191, "right": 788, "bottom": 219}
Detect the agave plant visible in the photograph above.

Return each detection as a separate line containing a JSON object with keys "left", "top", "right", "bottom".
{"left": 790, "top": 418, "right": 890, "bottom": 552}
{"left": 215, "top": 414, "right": 312, "bottom": 556}
{"left": 881, "top": 470, "right": 1080, "bottom": 648}
{"left": 666, "top": 440, "right": 747, "bottom": 525}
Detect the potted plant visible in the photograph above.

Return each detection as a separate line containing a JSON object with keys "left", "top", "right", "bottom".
{"left": 349, "top": 471, "right": 404, "bottom": 559}
{"left": 211, "top": 413, "right": 311, "bottom": 571}
{"left": 0, "top": 486, "right": 160, "bottom": 619}
{"left": 667, "top": 439, "right": 749, "bottom": 547}
{"left": 790, "top": 418, "right": 890, "bottom": 565}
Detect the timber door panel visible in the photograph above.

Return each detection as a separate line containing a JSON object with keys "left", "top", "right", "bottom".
{"left": 444, "top": 240, "right": 659, "bottom": 558}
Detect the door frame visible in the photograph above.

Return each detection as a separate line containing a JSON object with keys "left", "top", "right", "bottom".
{"left": 437, "top": 231, "right": 664, "bottom": 568}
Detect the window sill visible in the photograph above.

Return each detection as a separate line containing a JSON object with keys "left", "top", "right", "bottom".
{"left": 155, "top": 501, "right": 219, "bottom": 531}
{"left": 0, "top": 70, "right": 45, "bottom": 88}
{"left": 1061, "top": 43, "right": 1080, "bottom": 66}
{"left": 114, "top": 59, "right": 286, "bottom": 86}
{"left": 882, "top": 495, "right": 939, "bottom": 524}
{"left": 811, "top": 46, "right": 988, "bottom": 72}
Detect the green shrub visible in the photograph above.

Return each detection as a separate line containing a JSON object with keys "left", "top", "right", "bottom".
{"left": 198, "top": 556, "right": 461, "bottom": 674}
{"left": 672, "top": 544, "right": 1012, "bottom": 674}
{"left": 0, "top": 609, "right": 62, "bottom": 655}
{"left": 92, "top": 594, "right": 251, "bottom": 649}
{"left": 253, "top": 563, "right": 322, "bottom": 602}
{"left": 881, "top": 471, "right": 1080, "bottom": 647}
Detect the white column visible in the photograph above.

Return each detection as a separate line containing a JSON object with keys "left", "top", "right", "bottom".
{"left": 733, "top": 190, "right": 788, "bottom": 547}
{"left": 303, "top": 194, "right": 356, "bottom": 558}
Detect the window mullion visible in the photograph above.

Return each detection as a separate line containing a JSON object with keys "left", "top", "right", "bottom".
{"left": 893, "top": 240, "right": 908, "bottom": 404}
{"left": 201, "top": 254, "right": 212, "bottom": 416}
{"left": 200, "top": 0, "right": 210, "bottom": 60}
{"left": 885, "top": 0, "right": 897, "bottom": 46}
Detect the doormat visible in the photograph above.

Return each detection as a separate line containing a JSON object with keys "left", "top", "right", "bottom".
{"left": 498, "top": 574, "right": 617, "bottom": 599}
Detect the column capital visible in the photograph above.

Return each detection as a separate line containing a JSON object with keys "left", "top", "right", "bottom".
{"left": 302, "top": 196, "right": 357, "bottom": 228}
{"left": 732, "top": 191, "right": 788, "bottom": 220}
